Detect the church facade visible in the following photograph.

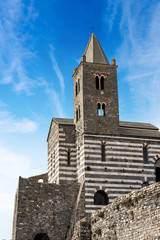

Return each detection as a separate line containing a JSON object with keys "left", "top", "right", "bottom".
{"left": 12, "top": 34, "right": 160, "bottom": 240}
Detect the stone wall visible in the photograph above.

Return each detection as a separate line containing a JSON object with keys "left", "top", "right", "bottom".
{"left": 12, "top": 176, "right": 82, "bottom": 240}
{"left": 72, "top": 182, "right": 160, "bottom": 240}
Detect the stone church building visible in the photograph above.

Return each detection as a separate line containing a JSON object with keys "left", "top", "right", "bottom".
{"left": 12, "top": 34, "right": 160, "bottom": 240}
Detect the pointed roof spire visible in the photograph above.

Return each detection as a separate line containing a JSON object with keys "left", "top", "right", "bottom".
{"left": 83, "top": 33, "right": 109, "bottom": 64}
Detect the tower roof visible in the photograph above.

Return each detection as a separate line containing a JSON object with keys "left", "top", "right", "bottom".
{"left": 83, "top": 33, "right": 109, "bottom": 64}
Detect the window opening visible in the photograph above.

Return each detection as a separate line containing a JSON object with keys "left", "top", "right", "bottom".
{"left": 76, "top": 109, "right": 78, "bottom": 122}
{"left": 143, "top": 145, "right": 148, "bottom": 163}
{"left": 34, "top": 233, "right": 49, "bottom": 240}
{"left": 97, "top": 103, "right": 101, "bottom": 116}
{"left": 102, "top": 104, "right": 105, "bottom": 116}
{"left": 38, "top": 179, "right": 44, "bottom": 183}
{"left": 67, "top": 149, "right": 71, "bottom": 166}
{"left": 96, "top": 76, "right": 99, "bottom": 89}
{"left": 75, "top": 82, "right": 78, "bottom": 96}
{"left": 101, "top": 76, "right": 104, "bottom": 89}
{"left": 94, "top": 190, "right": 108, "bottom": 205}
{"left": 101, "top": 142, "right": 105, "bottom": 161}
{"left": 155, "top": 159, "right": 160, "bottom": 182}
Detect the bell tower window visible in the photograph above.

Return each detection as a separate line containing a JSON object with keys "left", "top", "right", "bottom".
{"left": 97, "top": 103, "right": 105, "bottom": 116}
{"left": 96, "top": 76, "right": 99, "bottom": 89}
{"left": 100, "top": 76, "right": 104, "bottom": 89}
{"left": 102, "top": 103, "right": 105, "bottom": 116}
{"left": 97, "top": 103, "right": 101, "bottom": 116}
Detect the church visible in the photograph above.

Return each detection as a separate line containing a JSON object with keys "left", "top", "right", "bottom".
{"left": 12, "top": 34, "right": 160, "bottom": 240}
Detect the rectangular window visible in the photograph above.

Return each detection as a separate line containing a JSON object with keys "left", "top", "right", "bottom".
{"left": 101, "top": 143, "right": 105, "bottom": 161}
{"left": 143, "top": 146, "right": 148, "bottom": 163}
{"left": 67, "top": 149, "right": 71, "bottom": 166}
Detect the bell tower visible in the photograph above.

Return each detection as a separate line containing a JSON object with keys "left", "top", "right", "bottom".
{"left": 73, "top": 33, "right": 119, "bottom": 135}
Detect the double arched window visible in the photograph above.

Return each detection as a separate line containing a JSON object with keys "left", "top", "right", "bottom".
{"left": 97, "top": 103, "right": 105, "bottom": 116}
{"left": 96, "top": 76, "right": 104, "bottom": 90}
{"left": 94, "top": 190, "right": 108, "bottom": 205}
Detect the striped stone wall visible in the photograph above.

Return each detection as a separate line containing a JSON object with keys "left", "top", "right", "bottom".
{"left": 83, "top": 134, "right": 160, "bottom": 213}
{"left": 58, "top": 124, "right": 77, "bottom": 184}
{"left": 47, "top": 120, "right": 59, "bottom": 183}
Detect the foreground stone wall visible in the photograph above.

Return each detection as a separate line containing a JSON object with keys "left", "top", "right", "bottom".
{"left": 12, "top": 176, "right": 82, "bottom": 240}
{"left": 72, "top": 182, "right": 160, "bottom": 240}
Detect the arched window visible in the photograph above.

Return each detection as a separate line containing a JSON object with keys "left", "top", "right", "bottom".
{"left": 96, "top": 76, "right": 99, "bottom": 89}
{"left": 67, "top": 149, "right": 71, "bottom": 166}
{"left": 155, "top": 159, "right": 160, "bottom": 182}
{"left": 102, "top": 103, "right": 105, "bottom": 116}
{"left": 97, "top": 103, "right": 105, "bottom": 116}
{"left": 94, "top": 190, "right": 108, "bottom": 205}
{"left": 34, "top": 233, "right": 49, "bottom": 240}
{"left": 97, "top": 103, "right": 101, "bottom": 116}
{"left": 75, "top": 82, "right": 78, "bottom": 96}
{"left": 100, "top": 76, "right": 104, "bottom": 89}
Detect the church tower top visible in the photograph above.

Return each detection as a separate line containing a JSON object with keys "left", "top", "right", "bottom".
{"left": 83, "top": 33, "right": 109, "bottom": 64}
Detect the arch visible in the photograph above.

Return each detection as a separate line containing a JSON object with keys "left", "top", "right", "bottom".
{"left": 34, "top": 233, "right": 49, "bottom": 240}
{"left": 100, "top": 76, "right": 104, "bottom": 89}
{"left": 155, "top": 158, "right": 160, "bottom": 182}
{"left": 94, "top": 190, "right": 108, "bottom": 205}
{"left": 38, "top": 179, "right": 44, "bottom": 183}
{"left": 96, "top": 76, "right": 99, "bottom": 89}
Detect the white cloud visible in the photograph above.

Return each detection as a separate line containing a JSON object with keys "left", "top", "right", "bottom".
{"left": 106, "top": 0, "right": 160, "bottom": 127}
{"left": 0, "top": 0, "right": 39, "bottom": 95}
{"left": 49, "top": 44, "right": 65, "bottom": 95}
{"left": 0, "top": 111, "right": 38, "bottom": 133}
{"left": 39, "top": 78, "right": 65, "bottom": 118}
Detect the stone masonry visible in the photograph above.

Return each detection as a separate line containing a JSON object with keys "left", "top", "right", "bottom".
{"left": 12, "top": 175, "right": 85, "bottom": 240}
{"left": 72, "top": 182, "right": 160, "bottom": 240}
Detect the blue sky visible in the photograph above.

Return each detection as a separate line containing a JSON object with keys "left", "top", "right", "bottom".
{"left": 0, "top": 0, "right": 160, "bottom": 239}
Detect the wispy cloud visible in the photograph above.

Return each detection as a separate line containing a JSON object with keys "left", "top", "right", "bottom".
{"left": 106, "top": 0, "right": 160, "bottom": 127}
{"left": 49, "top": 44, "right": 65, "bottom": 95}
{"left": 0, "top": 0, "right": 39, "bottom": 95}
{"left": 39, "top": 78, "right": 65, "bottom": 118}
{"left": 0, "top": 111, "right": 38, "bottom": 133}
